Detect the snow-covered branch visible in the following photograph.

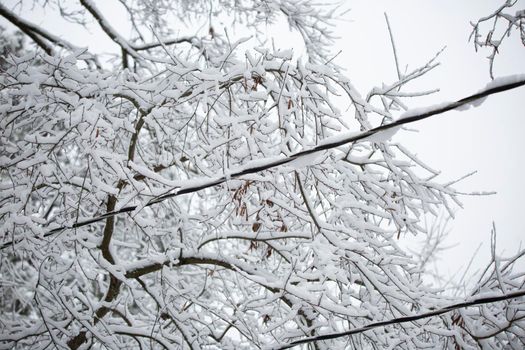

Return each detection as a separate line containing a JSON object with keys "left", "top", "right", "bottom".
{"left": 2, "top": 73, "right": 522, "bottom": 249}
{"left": 470, "top": 0, "right": 525, "bottom": 78}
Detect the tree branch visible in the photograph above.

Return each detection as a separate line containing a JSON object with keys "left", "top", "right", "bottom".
{"left": 79, "top": 0, "right": 142, "bottom": 60}
{"left": 133, "top": 36, "right": 199, "bottom": 51}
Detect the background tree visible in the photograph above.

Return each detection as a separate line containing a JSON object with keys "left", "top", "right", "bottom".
{"left": 1, "top": 1, "right": 524, "bottom": 349}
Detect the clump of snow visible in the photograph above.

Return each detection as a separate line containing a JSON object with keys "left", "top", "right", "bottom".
{"left": 288, "top": 151, "right": 324, "bottom": 169}
{"left": 363, "top": 126, "right": 401, "bottom": 143}
{"left": 455, "top": 96, "right": 488, "bottom": 111}
{"left": 398, "top": 101, "right": 452, "bottom": 120}
{"left": 484, "top": 73, "right": 525, "bottom": 90}
{"left": 318, "top": 131, "right": 360, "bottom": 147}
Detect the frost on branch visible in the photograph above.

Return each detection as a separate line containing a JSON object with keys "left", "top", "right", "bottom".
{"left": 470, "top": 0, "right": 525, "bottom": 79}
{"left": 0, "top": 1, "right": 524, "bottom": 349}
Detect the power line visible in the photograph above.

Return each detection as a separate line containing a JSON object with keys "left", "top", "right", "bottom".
{"left": 275, "top": 288, "right": 525, "bottom": 349}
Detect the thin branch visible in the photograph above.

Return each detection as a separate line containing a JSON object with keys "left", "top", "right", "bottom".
{"left": 276, "top": 288, "right": 525, "bottom": 349}
{"left": 384, "top": 13, "right": 402, "bottom": 80}
{"left": 79, "top": 0, "right": 142, "bottom": 60}
{"left": 134, "top": 36, "right": 198, "bottom": 51}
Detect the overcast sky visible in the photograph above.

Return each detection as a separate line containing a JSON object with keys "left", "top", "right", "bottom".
{"left": 2, "top": 0, "right": 524, "bottom": 289}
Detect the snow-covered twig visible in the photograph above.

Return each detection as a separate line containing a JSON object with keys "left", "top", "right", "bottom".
{"left": 2, "top": 74, "right": 522, "bottom": 250}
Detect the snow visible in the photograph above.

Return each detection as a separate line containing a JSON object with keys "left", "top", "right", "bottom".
{"left": 318, "top": 130, "right": 360, "bottom": 147}
{"left": 456, "top": 74, "right": 525, "bottom": 111}
{"left": 287, "top": 151, "right": 324, "bottom": 169}
{"left": 272, "top": 49, "right": 294, "bottom": 59}
{"left": 127, "top": 161, "right": 180, "bottom": 187}
{"left": 363, "top": 125, "right": 401, "bottom": 143}
{"left": 483, "top": 73, "right": 525, "bottom": 90}
{"left": 400, "top": 74, "right": 525, "bottom": 115}
{"left": 455, "top": 96, "right": 488, "bottom": 111}
{"left": 399, "top": 101, "right": 452, "bottom": 120}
